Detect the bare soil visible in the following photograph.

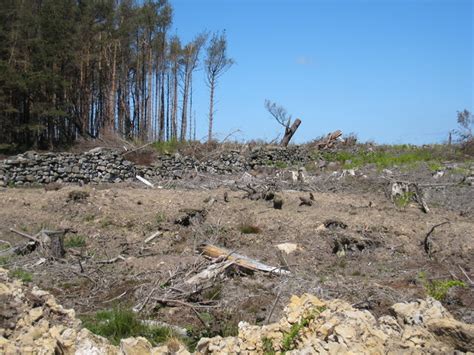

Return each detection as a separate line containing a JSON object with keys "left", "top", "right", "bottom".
{"left": 0, "top": 165, "right": 473, "bottom": 343}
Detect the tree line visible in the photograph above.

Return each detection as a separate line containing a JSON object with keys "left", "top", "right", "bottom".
{"left": 0, "top": 0, "right": 233, "bottom": 152}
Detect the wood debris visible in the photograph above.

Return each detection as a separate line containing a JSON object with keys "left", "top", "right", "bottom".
{"left": 198, "top": 244, "right": 290, "bottom": 275}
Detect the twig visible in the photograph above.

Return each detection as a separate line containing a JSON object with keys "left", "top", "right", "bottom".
{"left": 71, "top": 271, "right": 97, "bottom": 286}
{"left": 265, "top": 287, "right": 283, "bottom": 324}
{"left": 122, "top": 141, "right": 154, "bottom": 156}
{"left": 153, "top": 298, "right": 219, "bottom": 308}
{"left": 144, "top": 231, "right": 162, "bottom": 244}
{"left": 96, "top": 255, "right": 126, "bottom": 264}
{"left": 9, "top": 228, "right": 41, "bottom": 243}
{"left": 134, "top": 280, "right": 160, "bottom": 313}
{"left": 458, "top": 265, "right": 474, "bottom": 286}
{"left": 423, "top": 221, "right": 450, "bottom": 257}
{"left": 103, "top": 291, "right": 128, "bottom": 304}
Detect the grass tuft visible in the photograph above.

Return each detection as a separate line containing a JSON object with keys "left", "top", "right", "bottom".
{"left": 393, "top": 191, "right": 415, "bottom": 208}
{"left": 9, "top": 268, "right": 33, "bottom": 283}
{"left": 80, "top": 308, "right": 178, "bottom": 346}
{"left": 64, "top": 235, "right": 86, "bottom": 248}
{"left": 280, "top": 306, "right": 326, "bottom": 352}
{"left": 239, "top": 223, "right": 262, "bottom": 234}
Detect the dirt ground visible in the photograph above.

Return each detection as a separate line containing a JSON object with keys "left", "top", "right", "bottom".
{"left": 0, "top": 165, "right": 473, "bottom": 343}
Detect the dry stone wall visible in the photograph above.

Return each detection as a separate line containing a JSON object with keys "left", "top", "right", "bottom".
{"left": 0, "top": 146, "right": 313, "bottom": 187}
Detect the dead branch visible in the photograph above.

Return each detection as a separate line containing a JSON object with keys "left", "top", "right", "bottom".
{"left": 96, "top": 255, "right": 126, "bottom": 264}
{"left": 9, "top": 228, "right": 41, "bottom": 244}
{"left": 198, "top": 244, "right": 290, "bottom": 275}
{"left": 144, "top": 231, "right": 162, "bottom": 244}
{"left": 458, "top": 265, "right": 474, "bottom": 286}
{"left": 423, "top": 221, "right": 450, "bottom": 257}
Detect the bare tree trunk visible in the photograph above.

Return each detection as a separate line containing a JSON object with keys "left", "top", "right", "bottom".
{"left": 180, "top": 68, "right": 190, "bottom": 142}
{"left": 188, "top": 75, "right": 193, "bottom": 141}
{"left": 159, "top": 72, "right": 165, "bottom": 141}
{"left": 172, "top": 67, "right": 178, "bottom": 140}
{"left": 280, "top": 118, "right": 301, "bottom": 147}
{"left": 107, "top": 41, "right": 117, "bottom": 133}
{"left": 146, "top": 45, "right": 153, "bottom": 141}
{"left": 208, "top": 77, "right": 215, "bottom": 143}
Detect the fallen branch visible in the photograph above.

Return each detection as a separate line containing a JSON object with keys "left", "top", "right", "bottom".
{"left": 423, "top": 221, "right": 450, "bottom": 257}
{"left": 144, "top": 231, "right": 162, "bottom": 244}
{"left": 9, "top": 228, "right": 41, "bottom": 244}
{"left": 136, "top": 175, "right": 154, "bottom": 188}
{"left": 265, "top": 287, "right": 283, "bottom": 324}
{"left": 198, "top": 244, "right": 290, "bottom": 275}
{"left": 185, "top": 261, "right": 234, "bottom": 285}
{"left": 97, "top": 255, "right": 126, "bottom": 264}
{"left": 122, "top": 141, "right": 154, "bottom": 156}
{"left": 458, "top": 265, "right": 474, "bottom": 286}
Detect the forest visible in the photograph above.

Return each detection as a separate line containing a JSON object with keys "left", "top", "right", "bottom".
{"left": 0, "top": 0, "right": 232, "bottom": 152}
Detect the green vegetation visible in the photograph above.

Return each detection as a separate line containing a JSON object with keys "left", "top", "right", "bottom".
{"left": 100, "top": 218, "right": 114, "bottom": 228}
{"left": 153, "top": 139, "right": 183, "bottom": 155}
{"left": 0, "top": 256, "right": 11, "bottom": 266}
{"left": 156, "top": 212, "right": 167, "bottom": 224}
{"left": 320, "top": 145, "right": 460, "bottom": 170}
{"left": 419, "top": 272, "right": 467, "bottom": 301}
{"left": 265, "top": 160, "right": 288, "bottom": 169}
{"left": 239, "top": 223, "right": 262, "bottom": 234}
{"left": 280, "top": 307, "right": 326, "bottom": 352}
{"left": 202, "top": 284, "right": 222, "bottom": 300}
{"left": 9, "top": 268, "right": 33, "bottom": 283}
{"left": 83, "top": 214, "right": 96, "bottom": 222}
{"left": 80, "top": 308, "right": 178, "bottom": 346}
{"left": 393, "top": 191, "right": 415, "bottom": 208}
{"left": 64, "top": 235, "right": 86, "bottom": 248}
{"left": 262, "top": 337, "right": 276, "bottom": 355}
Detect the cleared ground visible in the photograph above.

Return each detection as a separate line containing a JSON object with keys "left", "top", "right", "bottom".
{"left": 0, "top": 164, "right": 473, "bottom": 345}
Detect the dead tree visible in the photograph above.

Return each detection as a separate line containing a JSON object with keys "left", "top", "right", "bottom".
{"left": 265, "top": 100, "right": 301, "bottom": 146}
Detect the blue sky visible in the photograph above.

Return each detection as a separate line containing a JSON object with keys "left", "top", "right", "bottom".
{"left": 171, "top": 0, "right": 473, "bottom": 144}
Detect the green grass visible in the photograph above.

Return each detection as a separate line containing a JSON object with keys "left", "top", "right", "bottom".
{"left": 262, "top": 337, "right": 276, "bottom": 355}
{"left": 80, "top": 308, "right": 178, "bottom": 346}
{"left": 156, "top": 212, "right": 166, "bottom": 224}
{"left": 0, "top": 256, "right": 11, "bottom": 266}
{"left": 320, "top": 145, "right": 459, "bottom": 170}
{"left": 393, "top": 191, "right": 415, "bottom": 208}
{"left": 9, "top": 268, "right": 33, "bottom": 283}
{"left": 280, "top": 307, "right": 326, "bottom": 352}
{"left": 239, "top": 223, "right": 262, "bottom": 234}
{"left": 64, "top": 235, "right": 86, "bottom": 248}
{"left": 264, "top": 160, "right": 288, "bottom": 169}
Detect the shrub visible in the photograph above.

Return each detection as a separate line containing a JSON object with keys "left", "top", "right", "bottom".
{"left": 419, "top": 272, "right": 467, "bottom": 301}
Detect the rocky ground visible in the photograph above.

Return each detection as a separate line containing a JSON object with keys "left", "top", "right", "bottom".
{"left": 0, "top": 154, "right": 473, "bottom": 353}
{"left": 1, "top": 268, "right": 473, "bottom": 354}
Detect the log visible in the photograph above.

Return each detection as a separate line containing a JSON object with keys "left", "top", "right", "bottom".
{"left": 198, "top": 244, "right": 290, "bottom": 275}
{"left": 281, "top": 118, "right": 301, "bottom": 147}
{"left": 185, "top": 261, "right": 235, "bottom": 285}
